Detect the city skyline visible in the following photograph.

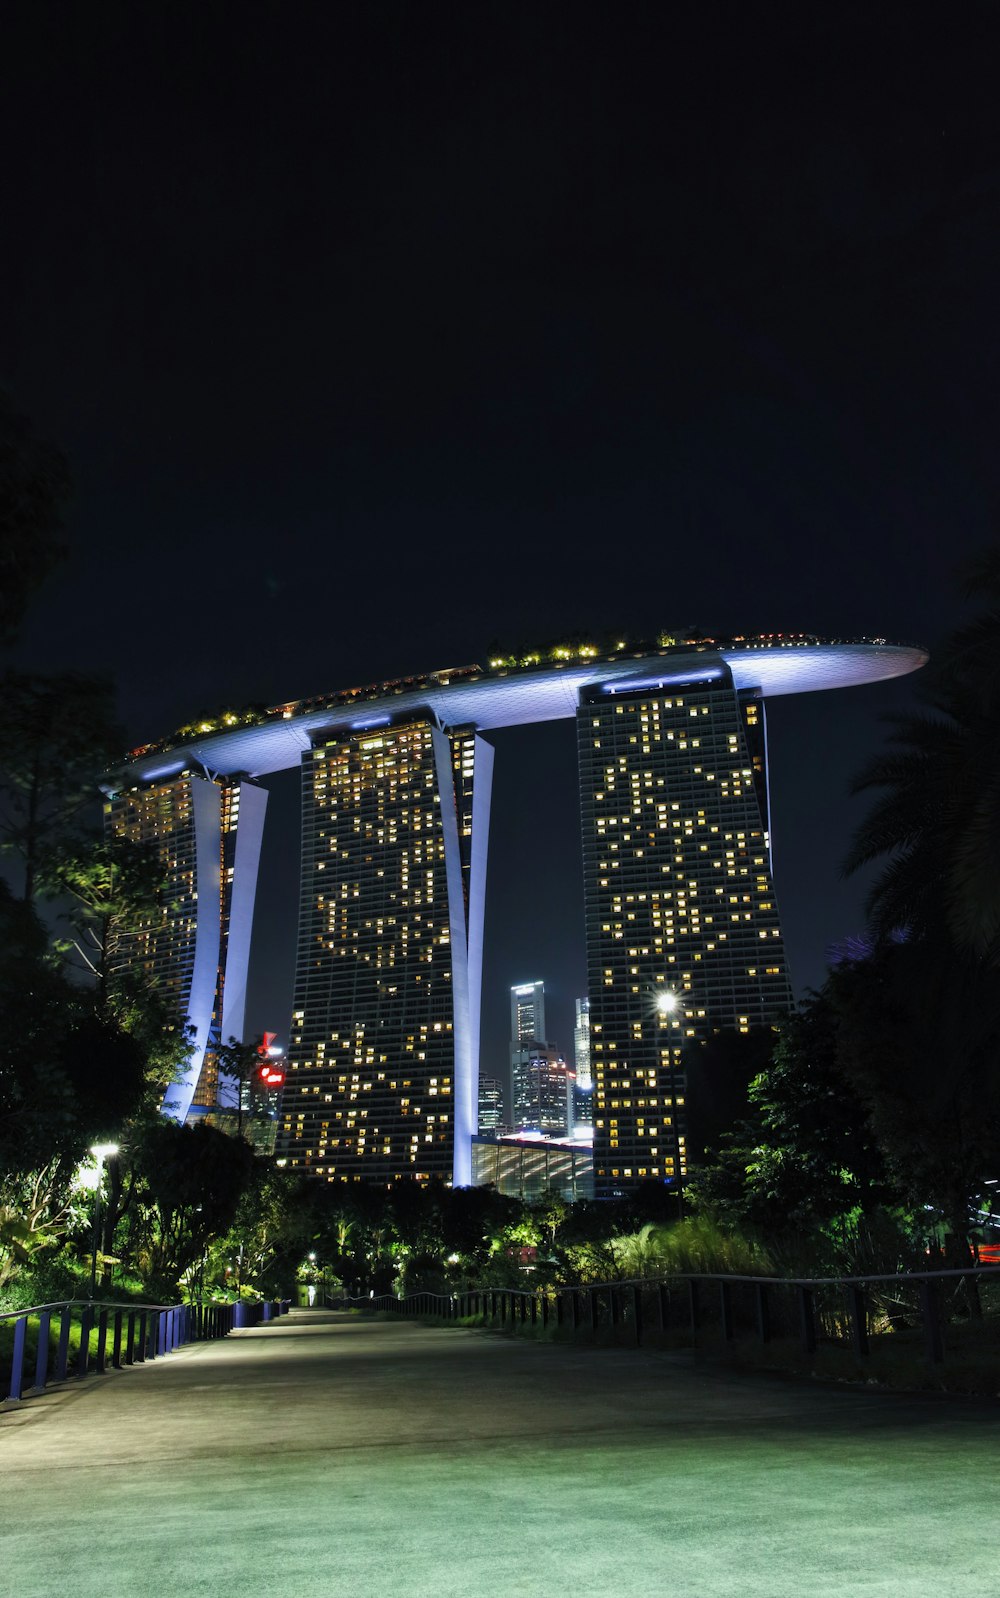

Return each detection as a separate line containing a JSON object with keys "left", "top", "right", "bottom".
{"left": 104, "top": 634, "right": 924, "bottom": 1187}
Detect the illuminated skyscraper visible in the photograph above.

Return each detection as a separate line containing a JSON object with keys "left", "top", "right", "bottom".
{"left": 573, "top": 997, "right": 592, "bottom": 1088}
{"left": 572, "top": 997, "right": 593, "bottom": 1134}
{"left": 578, "top": 674, "right": 792, "bottom": 1196}
{"left": 478, "top": 1076, "right": 504, "bottom": 1135}
{"left": 105, "top": 771, "right": 267, "bottom": 1122}
{"left": 278, "top": 717, "right": 492, "bottom": 1185}
{"left": 512, "top": 1043, "right": 571, "bottom": 1136}
{"left": 510, "top": 980, "right": 556, "bottom": 1133}
{"left": 510, "top": 981, "right": 545, "bottom": 1055}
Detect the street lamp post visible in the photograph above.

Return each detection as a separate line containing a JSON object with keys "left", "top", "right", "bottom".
{"left": 88, "top": 1142, "right": 120, "bottom": 1298}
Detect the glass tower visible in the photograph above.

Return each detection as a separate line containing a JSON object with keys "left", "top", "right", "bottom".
{"left": 577, "top": 673, "right": 792, "bottom": 1197}
{"left": 512, "top": 1043, "right": 570, "bottom": 1135}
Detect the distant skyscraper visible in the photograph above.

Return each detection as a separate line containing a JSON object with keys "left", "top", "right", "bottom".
{"left": 105, "top": 771, "right": 267, "bottom": 1122}
{"left": 510, "top": 981, "right": 545, "bottom": 1055}
{"left": 512, "top": 1043, "right": 570, "bottom": 1136}
{"left": 277, "top": 717, "right": 492, "bottom": 1185}
{"left": 571, "top": 997, "right": 593, "bottom": 1136}
{"left": 478, "top": 1076, "right": 504, "bottom": 1135}
{"left": 578, "top": 675, "right": 793, "bottom": 1196}
{"left": 510, "top": 980, "right": 559, "bottom": 1134}
{"left": 573, "top": 997, "right": 592, "bottom": 1089}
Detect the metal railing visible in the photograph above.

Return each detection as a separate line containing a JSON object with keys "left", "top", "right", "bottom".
{"left": 2, "top": 1296, "right": 291, "bottom": 1406}
{"left": 344, "top": 1266, "right": 1000, "bottom": 1367}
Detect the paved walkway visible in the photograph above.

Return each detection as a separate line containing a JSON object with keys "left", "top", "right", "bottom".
{"left": 2, "top": 1309, "right": 998, "bottom": 1597}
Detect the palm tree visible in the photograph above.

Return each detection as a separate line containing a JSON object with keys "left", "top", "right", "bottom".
{"left": 844, "top": 549, "right": 1000, "bottom": 965}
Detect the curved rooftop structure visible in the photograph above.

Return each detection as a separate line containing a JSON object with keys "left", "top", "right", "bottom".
{"left": 105, "top": 634, "right": 927, "bottom": 790}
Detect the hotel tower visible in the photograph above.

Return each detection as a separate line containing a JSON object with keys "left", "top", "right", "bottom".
{"left": 281, "top": 719, "right": 492, "bottom": 1186}
{"left": 578, "top": 673, "right": 791, "bottom": 1195}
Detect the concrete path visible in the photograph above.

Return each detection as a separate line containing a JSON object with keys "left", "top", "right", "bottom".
{"left": 1, "top": 1309, "right": 997, "bottom": 1597}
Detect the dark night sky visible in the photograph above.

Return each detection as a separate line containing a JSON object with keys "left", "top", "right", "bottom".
{"left": 4, "top": 3, "right": 1000, "bottom": 1085}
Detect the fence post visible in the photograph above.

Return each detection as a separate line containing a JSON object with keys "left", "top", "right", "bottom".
{"left": 530, "top": 1294, "right": 538, "bottom": 1327}
{"left": 920, "top": 1278, "right": 944, "bottom": 1365}
{"left": 590, "top": 1287, "right": 600, "bottom": 1334}
{"left": 755, "top": 1283, "right": 771, "bottom": 1345}
{"left": 610, "top": 1287, "right": 620, "bottom": 1329}
{"left": 96, "top": 1308, "right": 109, "bottom": 1373}
{"left": 657, "top": 1282, "right": 668, "bottom": 1333}
{"left": 113, "top": 1309, "right": 124, "bottom": 1369}
{"left": 34, "top": 1309, "right": 52, "bottom": 1390}
{"left": 77, "top": 1304, "right": 94, "bottom": 1377}
{"left": 633, "top": 1284, "right": 643, "bottom": 1347}
{"left": 798, "top": 1287, "right": 816, "bottom": 1355}
{"left": 572, "top": 1290, "right": 581, "bottom": 1331}
{"left": 689, "top": 1279, "right": 700, "bottom": 1338}
{"left": 719, "top": 1282, "right": 734, "bottom": 1342}
{"left": 848, "top": 1285, "right": 869, "bottom": 1358}
{"left": 8, "top": 1313, "right": 28, "bottom": 1401}
{"left": 541, "top": 1293, "right": 549, "bottom": 1329}
{"left": 55, "top": 1306, "right": 72, "bottom": 1380}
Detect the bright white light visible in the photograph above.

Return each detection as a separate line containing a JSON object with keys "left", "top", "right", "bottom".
{"left": 90, "top": 1142, "right": 120, "bottom": 1160}
{"left": 656, "top": 991, "right": 679, "bottom": 1015}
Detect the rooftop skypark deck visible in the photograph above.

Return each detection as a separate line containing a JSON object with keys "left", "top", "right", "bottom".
{"left": 103, "top": 633, "right": 927, "bottom": 792}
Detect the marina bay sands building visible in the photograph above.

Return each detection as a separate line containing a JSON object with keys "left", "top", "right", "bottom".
{"left": 102, "top": 632, "right": 924, "bottom": 1193}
